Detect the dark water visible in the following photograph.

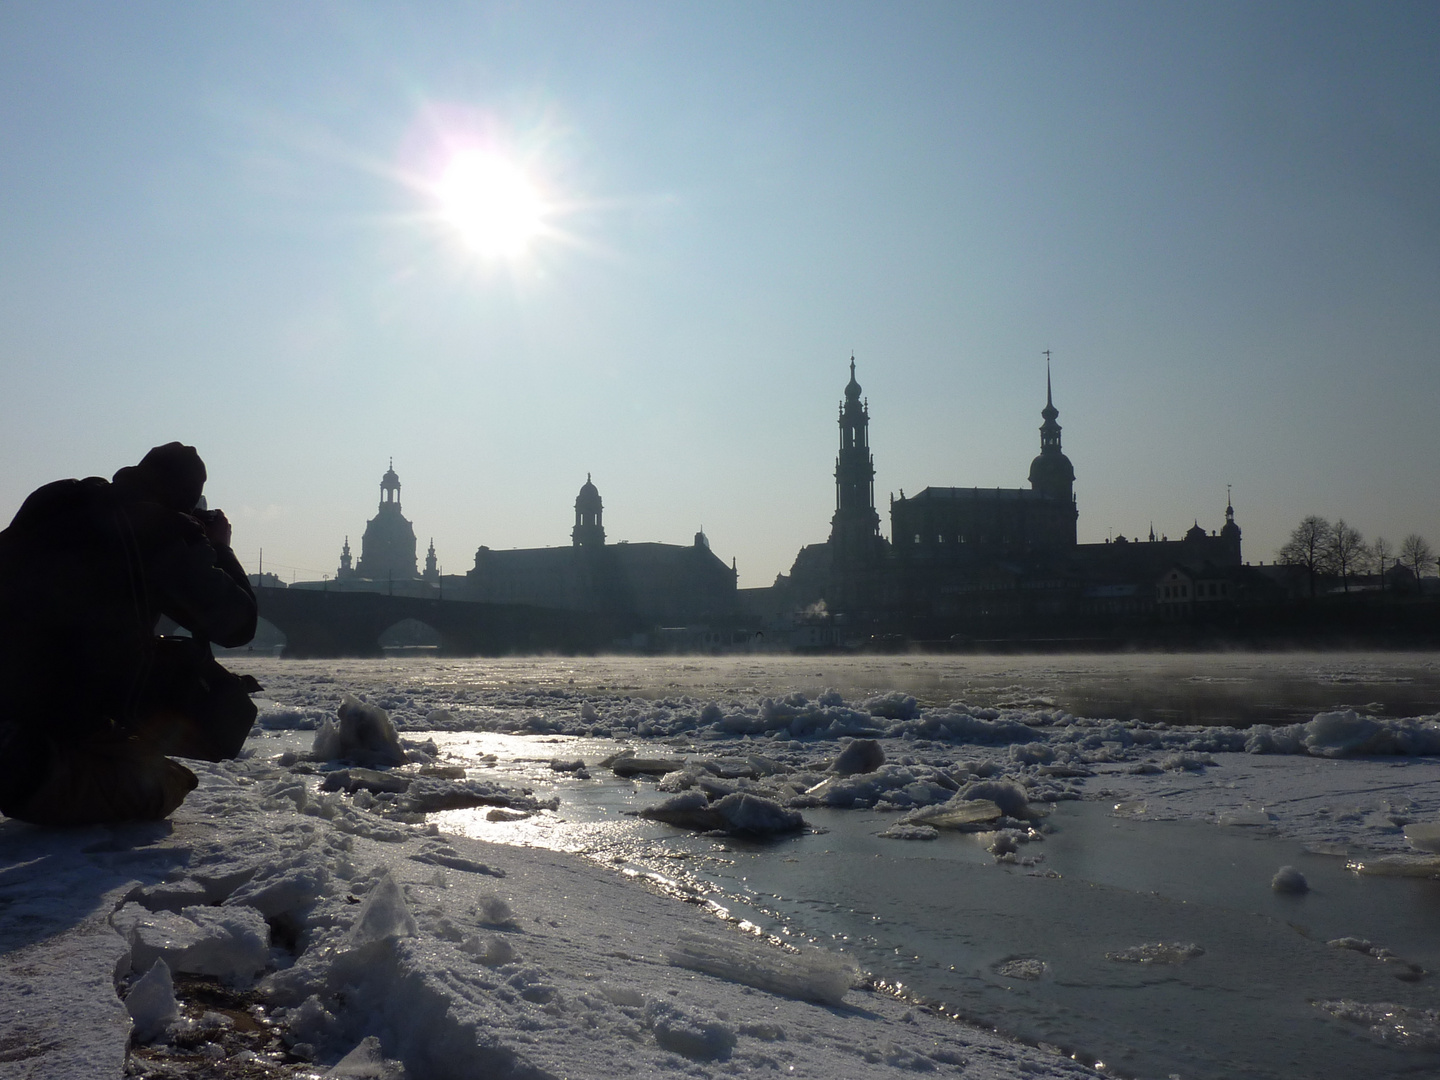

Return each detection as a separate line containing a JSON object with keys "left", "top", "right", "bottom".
{"left": 697, "top": 804, "right": 1440, "bottom": 1080}
{"left": 430, "top": 740, "right": 1440, "bottom": 1080}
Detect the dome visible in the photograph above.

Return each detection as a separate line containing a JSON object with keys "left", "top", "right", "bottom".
{"left": 1028, "top": 450, "right": 1075, "bottom": 492}
{"left": 576, "top": 473, "right": 601, "bottom": 506}
{"left": 844, "top": 357, "right": 862, "bottom": 401}
{"left": 1185, "top": 521, "right": 1207, "bottom": 541}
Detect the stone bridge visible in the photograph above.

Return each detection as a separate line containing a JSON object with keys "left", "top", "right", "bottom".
{"left": 254, "top": 586, "right": 636, "bottom": 658}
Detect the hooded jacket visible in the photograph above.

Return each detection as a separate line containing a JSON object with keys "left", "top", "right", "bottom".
{"left": 0, "top": 469, "right": 256, "bottom": 732}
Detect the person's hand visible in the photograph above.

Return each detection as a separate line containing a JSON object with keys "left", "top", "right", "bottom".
{"left": 201, "top": 509, "right": 232, "bottom": 549}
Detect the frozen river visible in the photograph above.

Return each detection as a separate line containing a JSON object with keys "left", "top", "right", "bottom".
{"left": 238, "top": 651, "right": 1440, "bottom": 1080}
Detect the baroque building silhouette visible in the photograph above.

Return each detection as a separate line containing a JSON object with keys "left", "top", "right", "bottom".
{"left": 759, "top": 357, "right": 1246, "bottom": 637}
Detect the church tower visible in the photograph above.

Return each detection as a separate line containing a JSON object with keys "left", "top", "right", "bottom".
{"left": 1027, "top": 359, "right": 1078, "bottom": 545}
{"left": 355, "top": 459, "right": 420, "bottom": 580}
{"left": 1220, "top": 488, "right": 1242, "bottom": 564}
{"left": 572, "top": 474, "right": 605, "bottom": 547}
{"left": 423, "top": 538, "right": 439, "bottom": 581}
{"left": 828, "top": 358, "right": 884, "bottom": 610}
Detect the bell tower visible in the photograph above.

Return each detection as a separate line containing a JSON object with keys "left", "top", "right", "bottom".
{"left": 380, "top": 458, "right": 401, "bottom": 510}
{"left": 828, "top": 358, "right": 883, "bottom": 609}
{"left": 1027, "top": 354, "right": 1078, "bottom": 546}
{"left": 572, "top": 474, "right": 606, "bottom": 547}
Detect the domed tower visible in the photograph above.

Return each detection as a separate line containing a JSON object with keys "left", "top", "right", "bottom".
{"left": 826, "top": 357, "right": 885, "bottom": 615}
{"left": 572, "top": 474, "right": 605, "bottom": 547}
{"left": 1027, "top": 360, "right": 1078, "bottom": 545}
{"left": 355, "top": 459, "right": 419, "bottom": 580}
{"left": 380, "top": 461, "right": 401, "bottom": 509}
{"left": 337, "top": 536, "right": 354, "bottom": 580}
{"left": 829, "top": 358, "right": 882, "bottom": 559}
{"left": 1219, "top": 487, "right": 1242, "bottom": 564}
{"left": 423, "top": 538, "right": 439, "bottom": 581}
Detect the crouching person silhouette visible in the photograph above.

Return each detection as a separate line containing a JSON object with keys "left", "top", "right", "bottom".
{"left": 0, "top": 443, "right": 261, "bottom": 825}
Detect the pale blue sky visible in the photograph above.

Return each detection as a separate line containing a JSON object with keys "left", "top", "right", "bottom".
{"left": 1, "top": 2, "right": 1436, "bottom": 587}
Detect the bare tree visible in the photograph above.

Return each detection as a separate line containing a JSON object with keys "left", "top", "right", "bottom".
{"left": 1372, "top": 536, "right": 1393, "bottom": 594}
{"left": 1279, "top": 516, "right": 1333, "bottom": 597}
{"left": 1400, "top": 534, "right": 1435, "bottom": 594}
{"left": 1326, "top": 519, "right": 1367, "bottom": 593}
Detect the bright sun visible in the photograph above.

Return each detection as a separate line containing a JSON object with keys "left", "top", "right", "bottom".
{"left": 434, "top": 150, "right": 545, "bottom": 259}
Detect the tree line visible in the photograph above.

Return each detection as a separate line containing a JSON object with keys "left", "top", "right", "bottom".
{"left": 1278, "top": 516, "right": 1434, "bottom": 597}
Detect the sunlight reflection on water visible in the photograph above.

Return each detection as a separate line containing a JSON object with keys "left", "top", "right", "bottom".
{"left": 424, "top": 725, "right": 1440, "bottom": 1080}
{"left": 247, "top": 651, "right": 1440, "bottom": 1079}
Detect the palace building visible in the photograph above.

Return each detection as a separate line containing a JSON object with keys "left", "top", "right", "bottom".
{"left": 314, "top": 466, "right": 738, "bottom": 630}
{"left": 758, "top": 357, "right": 1246, "bottom": 637}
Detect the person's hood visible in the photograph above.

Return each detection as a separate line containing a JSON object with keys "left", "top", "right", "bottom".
{"left": 112, "top": 442, "right": 207, "bottom": 512}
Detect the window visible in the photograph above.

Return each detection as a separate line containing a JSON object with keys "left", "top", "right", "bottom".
{"left": 914, "top": 534, "right": 921, "bottom": 544}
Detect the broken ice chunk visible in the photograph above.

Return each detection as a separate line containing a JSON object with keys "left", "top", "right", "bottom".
{"left": 640, "top": 791, "right": 718, "bottom": 830}
{"left": 313, "top": 695, "right": 406, "bottom": 766}
{"left": 126, "top": 957, "right": 179, "bottom": 1042}
{"left": 993, "top": 956, "right": 1047, "bottom": 981}
{"left": 324, "top": 1034, "right": 401, "bottom": 1078}
{"left": 474, "top": 893, "right": 514, "bottom": 927}
{"left": 114, "top": 902, "right": 270, "bottom": 982}
{"left": 1107, "top": 942, "right": 1204, "bottom": 964}
{"left": 134, "top": 878, "right": 210, "bottom": 912}
{"left": 644, "top": 1000, "right": 737, "bottom": 1061}
{"left": 907, "top": 798, "right": 1003, "bottom": 830}
{"left": 1314, "top": 1000, "right": 1440, "bottom": 1050}
{"left": 599, "top": 982, "right": 645, "bottom": 1007}
{"left": 878, "top": 823, "right": 940, "bottom": 841}
{"left": 1271, "top": 866, "right": 1309, "bottom": 894}
{"left": 225, "top": 859, "right": 330, "bottom": 919}
{"left": 173, "top": 906, "right": 270, "bottom": 981}
{"left": 711, "top": 792, "right": 804, "bottom": 835}
{"left": 460, "top": 935, "right": 517, "bottom": 966}
{"left": 829, "top": 738, "right": 884, "bottom": 776}
{"left": 1346, "top": 854, "right": 1440, "bottom": 878}
{"left": 113, "top": 903, "right": 202, "bottom": 970}
{"left": 954, "top": 780, "right": 1036, "bottom": 819}
{"left": 1217, "top": 807, "right": 1273, "bottom": 827}
{"left": 1403, "top": 822, "right": 1440, "bottom": 853}
{"left": 348, "top": 872, "right": 418, "bottom": 944}
{"left": 664, "top": 930, "right": 855, "bottom": 1005}
{"left": 321, "top": 768, "right": 411, "bottom": 795}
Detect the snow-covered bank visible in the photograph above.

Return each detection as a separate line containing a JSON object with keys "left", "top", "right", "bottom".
{"left": 1, "top": 750, "right": 1099, "bottom": 1079}
{"left": 6, "top": 654, "right": 1440, "bottom": 1079}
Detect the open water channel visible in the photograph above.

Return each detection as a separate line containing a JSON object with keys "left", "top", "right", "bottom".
{"left": 424, "top": 742, "right": 1440, "bottom": 1080}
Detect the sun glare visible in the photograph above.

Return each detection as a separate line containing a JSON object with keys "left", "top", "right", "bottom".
{"left": 435, "top": 150, "right": 546, "bottom": 259}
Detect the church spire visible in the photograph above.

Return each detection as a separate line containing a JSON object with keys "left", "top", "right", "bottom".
{"left": 1041, "top": 350, "right": 1058, "bottom": 424}
{"left": 844, "top": 354, "right": 862, "bottom": 401}
{"left": 1028, "top": 353, "right": 1077, "bottom": 544}
{"left": 1039, "top": 353, "right": 1061, "bottom": 448}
